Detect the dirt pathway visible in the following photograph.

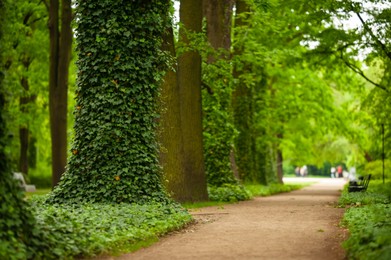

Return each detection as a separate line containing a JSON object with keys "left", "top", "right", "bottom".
{"left": 112, "top": 178, "right": 348, "bottom": 260}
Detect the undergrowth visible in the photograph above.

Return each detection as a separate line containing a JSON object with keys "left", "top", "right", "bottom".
{"left": 5, "top": 196, "right": 192, "bottom": 259}
{"left": 7, "top": 182, "right": 308, "bottom": 258}
{"left": 338, "top": 180, "right": 391, "bottom": 260}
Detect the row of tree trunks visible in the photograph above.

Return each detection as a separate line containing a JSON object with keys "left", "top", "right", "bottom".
{"left": 162, "top": 0, "right": 273, "bottom": 201}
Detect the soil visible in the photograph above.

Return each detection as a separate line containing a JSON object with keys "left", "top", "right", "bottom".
{"left": 104, "top": 178, "right": 348, "bottom": 260}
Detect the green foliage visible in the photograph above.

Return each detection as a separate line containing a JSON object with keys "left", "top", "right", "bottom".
{"left": 343, "top": 204, "right": 391, "bottom": 260}
{"left": 48, "top": 0, "right": 171, "bottom": 204}
{"left": 339, "top": 181, "right": 391, "bottom": 259}
{"left": 364, "top": 160, "right": 391, "bottom": 180}
{"left": 208, "top": 184, "right": 251, "bottom": 202}
{"left": 2, "top": 0, "right": 51, "bottom": 173}
{"left": 0, "top": 2, "right": 49, "bottom": 259}
{"left": 0, "top": 181, "right": 51, "bottom": 260}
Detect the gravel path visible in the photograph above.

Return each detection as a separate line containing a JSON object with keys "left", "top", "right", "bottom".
{"left": 108, "top": 178, "right": 348, "bottom": 260}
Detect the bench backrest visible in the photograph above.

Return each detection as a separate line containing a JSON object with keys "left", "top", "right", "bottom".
{"left": 360, "top": 174, "right": 371, "bottom": 189}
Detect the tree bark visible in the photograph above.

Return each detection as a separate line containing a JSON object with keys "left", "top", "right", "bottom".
{"left": 177, "top": 0, "right": 208, "bottom": 201}
{"left": 276, "top": 134, "right": 284, "bottom": 184}
{"left": 48, "top": 0, "right": 72, "bottom": 187}
{"left": 19, "top": 77, "right": 30, "bottom": 175}
{"left": 159, "top": 25, "right": 188, "bottom": 202}
{"left": 203, "top": 0, "right": 234, "bottom": 59}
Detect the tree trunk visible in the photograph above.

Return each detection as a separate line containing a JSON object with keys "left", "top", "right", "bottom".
{"left": 276, "top": 133, "right": 284, "bottom": 184}
{"left": 159, "top": 24, "right": 188, "bottom": 202}
{"left": 203, "top": 0, "right": 234, "bottom": 58}
{"left": 19, "top": 77, "right": 29, "bottom": 174}
{"left": 48, "top": 0, "right": 72, "bottom": 187}
{"left": 19, "top": 74, "right": 37, "bottom": 175}
{"left": 232, "top": 0, "right": 257, "bottom": 182}
{"left": 203, "top": 0, "right": 240, "bottom": 187}
{"left": 28, "top": 137, "right": 37, "bottom": 169}
{"left": 178, "top": 0, "right": 208, "bottom": 201}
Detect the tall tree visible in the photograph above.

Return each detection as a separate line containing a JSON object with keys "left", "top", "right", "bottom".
{"left": 202, "top": 0, "right": 241, "bottom": 186}
{"left": 176, "top": 0, "right": 208, "bottom": 201}
{"left": 47, "top": 0, "right": 72, "bottom": 187}
{"left": 159, "top": 20, "right": 188, "bottom": 201}
{"left": 47, "top": 0, "right": 171, "bottom": 204}
{"left": 232, "top": 0, "right": 260, "bottom": 183}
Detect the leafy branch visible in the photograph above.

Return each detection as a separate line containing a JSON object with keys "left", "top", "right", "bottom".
{"left": 339, "top": 49, "right": 389, "bottom": 92}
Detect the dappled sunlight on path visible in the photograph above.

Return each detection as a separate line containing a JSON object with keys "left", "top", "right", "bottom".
{"left": 107, "top": 178, "right": 348, "bottom": 260}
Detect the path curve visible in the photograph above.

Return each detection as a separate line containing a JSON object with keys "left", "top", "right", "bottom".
{"left": 112, "top": 178, "right": 348, "bottom": 260}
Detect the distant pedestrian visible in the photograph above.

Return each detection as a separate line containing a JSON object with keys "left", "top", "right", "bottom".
{"left": 337, "top": 165, "right": 343, "bottom": 178}
{"left": 330, "top": 167, "right": 336, "bottom": 178}
{"left": 300, "top": 165, "right": 308, "bottom": 177}
{"left": 295, "top": 167, "right": 301, "bottom": 177}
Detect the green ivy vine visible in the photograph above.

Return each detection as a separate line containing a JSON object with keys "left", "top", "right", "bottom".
{"left": 48, "top": 0, "right": 171, "bottom": 204}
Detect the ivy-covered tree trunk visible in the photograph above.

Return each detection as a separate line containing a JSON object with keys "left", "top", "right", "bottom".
{"left": 48, "top": 0, "right": 72, "bottom": 187}
{"left": 232, "top": 0, "right": 257, "bottom": 183}
{"left": 48, "top": 0, "right": 171, "bottom": 204}
{"left": 159, "top": 23, "right": 188, "bottom": 202}
{"left": 177, "top": 0, "right": 208, "bottom": 201}
{"left": 202, "top": 0, "right": 239, "bottom": 187}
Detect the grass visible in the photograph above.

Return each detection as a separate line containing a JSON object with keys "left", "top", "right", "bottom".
{"left": 184, "top": 182, "right": 310, "bottom": 209}
{"left": 183, "top": 201, "right": 229, "bottom": 209}
{"left": 245, "top": 182, "right": 310, "bottom": 197}
{"left": 24, "top": 188, "right": 52, "bottom": 198}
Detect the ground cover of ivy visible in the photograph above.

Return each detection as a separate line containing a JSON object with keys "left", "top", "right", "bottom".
{"left": 5, "top": 196, "right": 192, "bottom": 260}
{"left": 338, "top": 180, "right": 391, "bottom": 260}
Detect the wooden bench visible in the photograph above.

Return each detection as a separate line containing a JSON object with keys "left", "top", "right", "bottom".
{"left": 13, "top": 172, "right": 36, "bottom": 192}
{"left": 348, "top": 174, "right": 371, "bottom": 193}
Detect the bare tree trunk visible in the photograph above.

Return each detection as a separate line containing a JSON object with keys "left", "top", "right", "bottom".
{"left": 177, "top": 0, "right": 208, "bottom": 201}
{"left": 48, "top": 0, "right": 72, "bottom": 187}
{"left": 19, "top": 69, "right": 36, "bottom": 175}
{"left": 276, "top": 134, "right": 284, "bottom": 184}
{"left": 203, "top": 0, "right": 234, "bottom": 58}
{"left": 159, "top": 24, "right": 188, "bottom": 202}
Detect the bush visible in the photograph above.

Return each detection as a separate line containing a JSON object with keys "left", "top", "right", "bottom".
{"left": 339, "top": 180, "right": 391, "bottom": 259}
